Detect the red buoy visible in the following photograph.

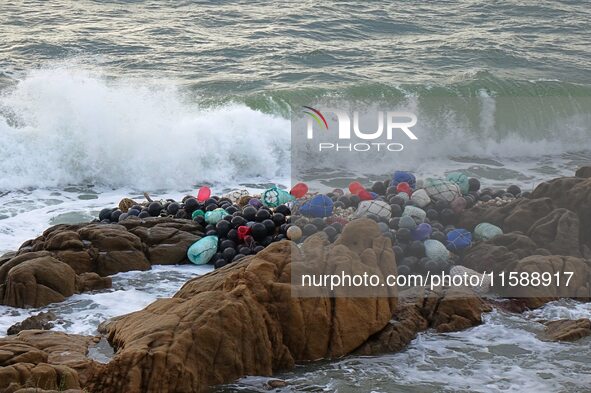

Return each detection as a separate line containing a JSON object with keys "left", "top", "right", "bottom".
{"left": 290, "top": 182, "right": 309, "bottom": 198}
{"left": 197, "top": 186, "right": 211, "bottom": 202}
{"left": 349, "top": 181, "right": 364, "bottom": 195}
{"left": 396, "top": 182, "right": 411, "bottom": 196}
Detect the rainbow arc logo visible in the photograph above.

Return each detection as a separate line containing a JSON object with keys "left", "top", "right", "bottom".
{"left": 302, "top": 106, "right": 328, "bottom": 130}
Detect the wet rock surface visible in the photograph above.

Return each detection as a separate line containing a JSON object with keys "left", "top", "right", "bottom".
{"left": 0, "top": 218, "right": 203, "bottom": 308}
{"left": 91, "top": 220, "right": 398, "bottom": 393}
{"left": 7, "top": 312, "right": 57, "bottom": 336}
{"left": 543, "top": 318, "right": 591, "bottom": 342}
{"left": 0, "top": 330, "right": 100, "bottom": 393}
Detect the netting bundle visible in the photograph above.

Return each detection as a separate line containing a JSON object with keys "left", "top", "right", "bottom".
{"left": 424, "top": 239, "right": 449, "bottom": 262}
{"left": 187, "top": 235, "right": 218, "bottom": 265}
{"left": 402, "top": 206, "right": 426, "bottom": 222}
{"left": 412, "top": 223, "right": 432, "bottom": 241}
{"left": 410, "top": 189, "right": 431, "bottom": 207}
{"left": 392, "top": 171, "right": 416, "bottom": 189}
{"left": 299, "top": 194, "right": 334, "bottom": 218}
{"left": 354, "top": 200, "right": 391, "bottom": 219}
{"left": 262, "top": 186, "right": 295, "bottom": 208}
{"left": 223, "top": 189, "right": 249, "bottom": 204}
{"left": 205, "top": 208, "right": 226, "bottom": 224}
{"left": 474, "top": 223, "right": 503, "bottom": 241}
{"left": 446, "top": 228, "right": 472, "bottom": 251}
{"left": 424, "top": 178, "right": 461, "bottom": 202}
{"left": 446, "top": 172, "right": 470, "bottom": 195}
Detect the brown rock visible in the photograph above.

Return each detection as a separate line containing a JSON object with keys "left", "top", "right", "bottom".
{"left": 402, "top": 287, "right": 491, "bottom": 333}
{"left": 7, "top": 312, "right": 56, "bottom": 336}
{"left": 0, "top": 331, "right": 99, "bottom": 392}
{"left": 458, "top": 197, "right": 554, "bottom": 233}
{"left": 118, "top": 198, "right": 136, "bottom": 213}
{"left": 528, "top": 208, "right": 581, "bottom": 257}
{"left": 1, "top": 218, "right": 204, "bottom": 308}
{"left": 75, "top": 273, "right": 112, "bottom": 293}
{"left": 89, "top": 220, "right": 397, "bottom": 393}
{"left": 266, "top": 379, "right": 288, "bottom": 389}
{"left": 502, "top": 198, "right": 556, "bottom": 233}
{"left": 462, "top": 233, "right": 542, "bottom": 274}
{"left": 506, "top": 255, "right": 591, "bottom": 308}
{"left": 575, "top": 166, "right": 591, "bottom": 178}
{"left": 544, "top": 318, "right": 591, "bottom": 341}
{"left": 0, "top": 256, "right": 76, "bottom": 308}
{"left": 128, "top": 220, "right": 201, "bottom": 264}
{"left": 54, "top": 250, "right": 95, "bottom": 275}
{"left": 532, "top": 177, "right": 591, "bottom": 249}
{"left": 354, "top": 301, "right": 428, "bottom": 356}
{"left": 94, "top": 250, "right": 150, "bottom": 277}
{"left": 355, "top": 287, "right": 490, "bottom": 355}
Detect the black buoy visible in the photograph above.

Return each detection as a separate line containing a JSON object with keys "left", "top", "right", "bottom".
{"left": 468, "top": 178, "right": 480, "bottom": 192}
{"left": 215, "top": 220, "right": 231, "bottom": 238}
{"left": 222, "top": 247, "right": 236, "bottom": 262}
{"left": 509, "top": 185, "right": 523, "bottom": 196}
{"left": 167, "top": 202, "right": 180, "bottom": 215}
{"left": 242, "top": 206, "right": 257, "bottom": 221}
{"left": 262, "top": 219, "right": 276, "bottom": 235}
{"left": 272, "top": 213, "right": 286, "bottom": 226}
{"left": 255, "top": 209, "right": 271, "bottom": 222}
{"left": 184, "top": 198, "right": 199, "bottom": 213}
{"left": 302, "top": 223, "right": 318, "bottom": 236}
{"left": 275, "top": 204, "right": 291, "bottom": 216}
{"left": 148, "top": 202, "right": 162, "bottom": 217}
{"left": 231, "top": 216, "right": 247, "bottom": 228}
{"left": 110, "top": 210, "right": 122, "bottom": 222}
{"left": 251, "top": 222, "right": 267, "bottom": 241}
{"left": 99, "top": 208, "right": 113, "bottom": 221}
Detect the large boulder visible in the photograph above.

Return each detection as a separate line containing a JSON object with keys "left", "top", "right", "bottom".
{"left": 458, "top": 197, "right": 554, "bottom": 233}
{"left": 1, "top": 218, "right": 204, "bottom": 308}
{"left": 462, "top": 233, "right": 544, "bottom": 274}
{"left": 90, "top": 220, "right": 398, "bottom": 393}
{"left": 76, "top": 224, "right": 149, "bottom": 276}
{"left": 575, "top": 166, "right": 591, "bottom": 178}
{"left": 505, "top": 255, "right": 591, "bottom": 308}
{"left": 532, "top": 177, "right": 591, "bottom": 249}
{"left": 0, "top": 331, "right": 100, "bottom": 392}
{"left": 128, "top": 224, "right": 200, "bottom": 265}
{"left": 528, "top": 208, "right": 582, "bottom": 257}
{"left": 0, "top": 256, "right": 76, "bottom": 308}
{"left": 354, "top": 287, "right": 491, "bottom": 355}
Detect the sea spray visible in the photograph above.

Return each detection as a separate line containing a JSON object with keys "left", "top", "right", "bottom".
{"left": 0, "top": 68, "right": 291, "bottom": 190}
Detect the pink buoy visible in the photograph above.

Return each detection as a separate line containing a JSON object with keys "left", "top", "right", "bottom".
{"left": 290, "top": 182, "right": 309, "bottom": 198}
{"left": 197, "top": 186, "right": 211, "bottom": 202}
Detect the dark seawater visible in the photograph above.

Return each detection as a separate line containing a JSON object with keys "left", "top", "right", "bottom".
{"left": 0, "top": 1, "right": 590, "bottom": 391}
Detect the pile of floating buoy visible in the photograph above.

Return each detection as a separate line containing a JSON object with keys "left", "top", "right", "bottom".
{"left": 96, "top": 172, "right": 526, "bottom": 279}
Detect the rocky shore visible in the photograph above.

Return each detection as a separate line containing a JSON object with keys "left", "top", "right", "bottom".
{"left": 0, "top": 169, "right": 590, "bottom": 392}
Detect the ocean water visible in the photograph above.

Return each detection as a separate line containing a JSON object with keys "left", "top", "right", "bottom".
{"left": 0, "top": 1, "right": 590, "bottom": 391}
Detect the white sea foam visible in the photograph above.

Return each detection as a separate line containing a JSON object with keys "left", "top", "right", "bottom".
{"left": 0, "top": 68, "right": 290, "bottom": 191}
{"left": 222, "top": 304, "right": 591, "bottom": 392}
{"left": 0, "top": 264, "right": 212, "bottom": 337}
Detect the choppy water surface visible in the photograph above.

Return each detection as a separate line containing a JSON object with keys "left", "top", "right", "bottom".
{"left": 0, "top": 1, "right": 590, "bottom": 391}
